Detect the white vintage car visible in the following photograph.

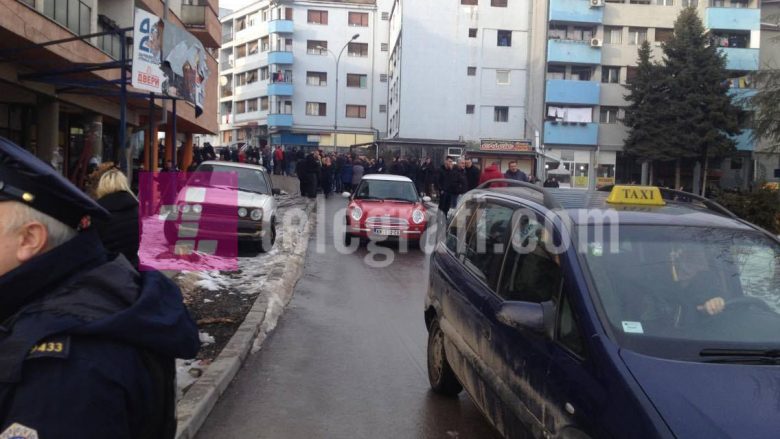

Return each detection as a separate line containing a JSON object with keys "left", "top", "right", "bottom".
{"left": 164, "top": 161, "right": 279, "bottom": 252}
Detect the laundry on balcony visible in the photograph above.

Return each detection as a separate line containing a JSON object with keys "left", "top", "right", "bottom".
{"left": 547, "top": 106, "right": 593, "bottom": 123}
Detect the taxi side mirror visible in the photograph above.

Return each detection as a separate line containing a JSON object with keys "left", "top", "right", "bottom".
{"left": 497, "top": 301, "right": 555, "bottom": 337}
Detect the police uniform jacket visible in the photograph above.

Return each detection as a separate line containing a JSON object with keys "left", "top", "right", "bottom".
{"left": 0, "top": 231, "right": 200, "bottom": 438}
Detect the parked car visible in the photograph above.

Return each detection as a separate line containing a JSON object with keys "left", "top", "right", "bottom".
{"left": 425, "top": 181, "right": 780, "bottom": 438}
{"left": 343, "top": 174, "right": 431, "bottom": 247}
{"left": 164, "top": 161, "right": 279, "bottom": 252}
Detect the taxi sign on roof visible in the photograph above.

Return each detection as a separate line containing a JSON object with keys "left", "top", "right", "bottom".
{"left": 606, "top": 185, "right": 666, "bottom": 206}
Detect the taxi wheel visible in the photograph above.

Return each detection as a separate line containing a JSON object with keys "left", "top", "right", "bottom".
{"left": 427, "top": 320, "right": 462, "bottom": 397}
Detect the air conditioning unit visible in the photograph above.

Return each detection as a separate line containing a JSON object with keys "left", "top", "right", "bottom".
{"left": 590, "top": 38, "right": 602, "bottom": 47}
{"left": 447, "top": 147, "right": 464, "bottom": 157}
{"left": 589, "top": 0, "right": 604, "bottom": 7}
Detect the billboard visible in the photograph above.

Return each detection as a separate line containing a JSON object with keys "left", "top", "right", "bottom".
{"left": 132, "top": 7, "right": 210, "bottom": 117}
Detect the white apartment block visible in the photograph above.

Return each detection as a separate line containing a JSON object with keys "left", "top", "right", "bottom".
{"left": 219, "top": 0, "right": 390, "bottom": 150}
{"left": 386, "top": 0, "right": 532, "bottom": 144}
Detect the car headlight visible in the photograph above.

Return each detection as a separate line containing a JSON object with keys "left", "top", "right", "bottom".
{"left": 192, "top": 204, "right": 203, "bottom": 214}
{"left": 250, "top": 208, "right": 263, "bottom": 221}
{"left": 412, "top": 209, "right": 425, "bottom": 224}
{"left": 238, "top": 207, "right": 248, "bottom": 217}
{"left": 179, "top": 204, "right": 191, "bottom": 213}
{"left": 350, "top": 206, "right": 363, "bottom": 221}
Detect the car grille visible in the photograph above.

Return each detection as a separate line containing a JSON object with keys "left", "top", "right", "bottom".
{"left": 365, "top": 217, "right": 409, "bottom": 229}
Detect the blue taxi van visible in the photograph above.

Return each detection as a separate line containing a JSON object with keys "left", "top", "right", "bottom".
{"left": 425, "top": 181, "right": 780, "bottom": 438}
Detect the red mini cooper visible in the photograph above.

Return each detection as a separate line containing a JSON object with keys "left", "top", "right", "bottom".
{"left": 343, "top": 174, "right": 431, "bottom": 246}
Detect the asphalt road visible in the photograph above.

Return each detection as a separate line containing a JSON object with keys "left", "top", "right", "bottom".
{"left": 196, "top": 195, "right": 501, "bottom": 439}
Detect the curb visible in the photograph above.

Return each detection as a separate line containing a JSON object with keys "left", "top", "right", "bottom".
{"left": 174, "top": 199, "right": 316, "bottom": 439}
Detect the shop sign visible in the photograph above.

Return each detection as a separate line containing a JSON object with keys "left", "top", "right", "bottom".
{"left": 596, "top": 177, "right": 616, "bottom": 188}
{"left": 479, "top": 140, "right": 532, "bottom": 152}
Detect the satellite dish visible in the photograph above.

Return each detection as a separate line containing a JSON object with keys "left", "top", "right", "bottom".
{"left": 219, "top": 76, "right": 228, "bottom": 86}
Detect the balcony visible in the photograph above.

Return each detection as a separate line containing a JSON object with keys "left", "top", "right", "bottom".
{"left": 706, "top": 7, "right": 760, "bottom": 32}
{"left": 728, "top": 88, "right": 757, "bottom": 108}
{"left": 180, "top": 2, "right": 220, "bottom": 47}
{"left": 268, "top": 82, "right": 294, "bottom": 96}
{"left": 268, "top": 51, "right": 294, "bottom": 65}
{"left": 546, "top": 79, "right": 600, "bottom": 105}
{"left": 732, "top": 129, "right": 754, "bottom": 152}
{"left": 719, "top": 47, "right": 759, "bottom": 71}
{"left": 181, "top": 4, "right": 206, "bottom": 26}
{"left": 268, "top": 113, "right": 293, "bottom": 128}
{"left": 549, "top": 0, "right": 603, "bottom": 24}
{"left": 544, "top": 121, "right": 598, "bottom": 146}
{"left": 268, "top": 19, "right": 294, "bottom": 34}
{"left": 548, "top": 39, "right": 601, "bottom": 65}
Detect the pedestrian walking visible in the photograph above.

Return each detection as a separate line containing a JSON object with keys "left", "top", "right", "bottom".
{"left": 93, "top": 169, "right": 140, "bottom": 268}
{"left": 504, "top": 161, "right": 528, "bottom": 182}
{"left": 320, "top": 156, "right": 335, "bottom": 198}
{"left": 0, "top": 138, "right": 199, "bottom": 438}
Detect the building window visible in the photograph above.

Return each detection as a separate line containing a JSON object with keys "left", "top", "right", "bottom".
{"left": 656, "top": 0, "right": 673, "bottom": 5}
{"left": 571, "top": 66, "right": 592, "bottom": 81}
{"left": 602, "top": 66, "right": 620, "bottom": 83}
{"left": 247, "top": 40, "right": 258, "bottom": 55}
{"left": 626, "top": 66, "right": 639, "bottom": 82}
{"left": 469, "top": 28, "right": 477, "bottom": 38}
{"left": 236, "top": 100, "right": 246, "bottom": 113}
{"left": 547, "top": 65, "right": 566, "bottom": 80}
{"left": 235, "top": 45, "right": 247, "bottom": 58}
{"left": 381, "top": 12, "right": 389, "bottom": 20}
{"left": 306, "top": 71, "right": 327, "bottom": 86}
{"left": 235, "top": 73, "right": 246, "bottom": 86}
{"left": 307, "top": 10, "right": 328, "bottom": 25}
{"left": 655, "top": 28, "right": 674, "bottom": 43}
{"left": 549, "top": 24, "right": 567, "bottom": 40}
{"left": 497, "top": 30, "right": 512, "bottom": 47}
{"left": 347, "top": 73, "right": 368, "bottom": 88}
{"left": 348, "top": 12, "right": 369, "bottom": 27}
{"left": 307, "top": 40, "right": 327, "bottom": 55}
{"left": 568, "top": 26, "right": 595, "bottom": 42}
{"left": 346, "top": 105, "right": 367, "bottom": 118}
{"left": 466, "top": 104, "right": 475, "bottom": 114}
{"left": 381, "top": 43, "right": 388, "bottom": 51}
{"left": 235, "top": 16, "right": 246, "bottom": 31}
{"left": 467, "top": 66, "right": 477, "bottom": 76}
{"left": 628, "top": 27, "right": 648, "bottom": 45}
{"left": 380, "top": 74, "right": 388, "bottom": 82}
{"left": 682, "top": 0, "right": 697, "bottom": 6}
{"left": 261, "top": 36, "right": 269, "bottom": 52}
{"left": 247, "top": 99, "right": 258, "bottom": 112}
{"left": 600, "top": 107, "right": 620, "bottom": 124}
{"left": 260, "top": 96, "right": 269, "bottom": 111}
{"left": 629, "top": 0, "right": 651, "bottom": 3}
{"left": 496, "top": 70, "right": 510, "bottom": 85}
{"left": 379, "top": 104, "right": 387, "bottom": 113}
{"left": 261, "top": 9, "right": 268, "bottom": 21}
{"left": 494, "top": 106, "right": 509, "bottom": 122}
{"left": 605, "top": 26, "right": 622, "bottom": 45}
{"left": 260, "top": 66, "right": 269, "bottom": 80}
{"left": 306, "top": 102, "right": 327, "bottom": 116}
{"left": 348, "top": 42, "right": 368, "bottom": 57}
{"left": 246, "top": 70, "right": 258, "bottom": 84}
{"left": 461, "top": 0, "right": 478, "bottom": 4}
{"left": 491, "top": 0, "right": 508, "bottom": 6}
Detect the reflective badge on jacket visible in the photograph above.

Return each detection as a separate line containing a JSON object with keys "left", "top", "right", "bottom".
{"left": 0, "top": 422, "right": 39, "bottom": 439}
{"left": 26, "top": 335, "right": 70, "bottom": 360}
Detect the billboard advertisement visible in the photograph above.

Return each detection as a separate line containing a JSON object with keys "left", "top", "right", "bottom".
{"left": 132, "top": 7, "right": 210, "bottom": 117}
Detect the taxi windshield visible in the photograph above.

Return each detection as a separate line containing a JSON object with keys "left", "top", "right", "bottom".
{"left": 582, "top": 225, "right": 780, "bottom": 360}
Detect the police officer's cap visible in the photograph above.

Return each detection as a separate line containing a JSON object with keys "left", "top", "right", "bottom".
{"left": 0, "top": 137, "right": 109, "bottom": 230}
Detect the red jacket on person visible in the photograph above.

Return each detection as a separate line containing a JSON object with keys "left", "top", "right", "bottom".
{"left": 478, "top": 165, "right": 505, "bottom": 187}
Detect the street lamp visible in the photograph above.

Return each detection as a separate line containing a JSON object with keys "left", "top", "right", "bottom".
{"left": 318, "top": 33, "right": 359, "bottom": 151}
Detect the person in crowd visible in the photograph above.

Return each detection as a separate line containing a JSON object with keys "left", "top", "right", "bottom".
{"left": 341, "top": 158, "right": 354, "bottom": 193}
{"left": 302, "top": 150, "right": 321, "bottom": 199}
{"left": 504, "top": 161, "right": 528, "bottom": 182}
{"left": 0, "top": 138, "right": 199, "bottom": 438}
{"left": 543, "top": 176, "right": 560, "bottom": 188}
{"left": 203, "top": 142, "right": 216, "bottom": 161}
{"left": 352, "top": 158, "right": 365, "bottom": 190}
{"left": 93, "top": 169, "right": 140, "bottom": 268}
{"left": 375, "top": 157, "right": 386, "bottom": 174}
{"left": 420, "top": 156, "right": 437, "bottom": 198}
{"left": 320, "top": 156, "right": 335, "bottom": 198}
{"left": 464, "top": 158, "right": 481, "bottom": 191}
{"left": 389, "top": 156, "right": 405, "bottom": 176}
{"left": 478, "top": 162, "right": 505, "bottom": 186}
{"left": 406, "top": 158, "right": 420, "bottom": 189}
{"left": 273, "top": 146, "right": 284, "bottom": 175}
{"left": 438, "top": 158, "right": 467, "bottom": 217}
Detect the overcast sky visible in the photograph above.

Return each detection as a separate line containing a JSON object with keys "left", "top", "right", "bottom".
{"left": 220, "top": 0, "right": 253, "bottom": 13}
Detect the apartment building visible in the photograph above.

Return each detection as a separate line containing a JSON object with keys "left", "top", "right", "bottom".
{"left": 218, "top": 0, "right": 389, "bottom": 151}
{"left": 0, "top": 0, "right": 220, "bottom": 175}
{"left": 384, "top": 0, "right": 533, "bottom": 168}
{"left": 527, "top": 0, "right": 764, "bottom": 189}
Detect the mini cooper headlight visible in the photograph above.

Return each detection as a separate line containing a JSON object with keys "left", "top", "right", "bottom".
{"left": 351, "top": 206, "right": 363, "bottom": 221}
{"left": 412, "top": 209, "right": 425, "bottom": 224}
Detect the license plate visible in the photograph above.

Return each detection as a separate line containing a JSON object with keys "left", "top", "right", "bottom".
{"left": 373, "top": 228, "right": 400, "bottom": 236}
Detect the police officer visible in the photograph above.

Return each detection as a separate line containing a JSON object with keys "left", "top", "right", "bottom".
{"left": 0, "top": 138, "right": 200, "bottom": 438}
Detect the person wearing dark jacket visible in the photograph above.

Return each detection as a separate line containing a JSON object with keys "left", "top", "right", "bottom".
{"left": 543, "top": 176, "right": 560, "bottom": 188}
{"left": 0, "top": 138, "right": 199, "bottom": 439}
{"left": 320, "top": 156, "right": 335, "bottom": 198}
{"left": 302, "top": 151, "right": 321, "bottom": 198}
{"left": 437, "top": 158, "right": 467, "bottom": 217}
{"left": 504, "top": 161, "right": 528, "bottom": 182}
{"left": 464, "top": 158, "right": 481, "bottom": 191}
{"left": 93, "top": 169, "right": 140, "bottom": 268}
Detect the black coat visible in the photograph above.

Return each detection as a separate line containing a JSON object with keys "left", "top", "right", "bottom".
{"left": 439, "top": 167, "right": 468, "bottom": 196}
{"left": 0, "top": 231, "right": 199, "bottom": 438}
{"left": 95, "top": 191, "right": 140, "bottom": 268}
{"left": 465, "top": 165, "right": 481, "bottom": 190}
